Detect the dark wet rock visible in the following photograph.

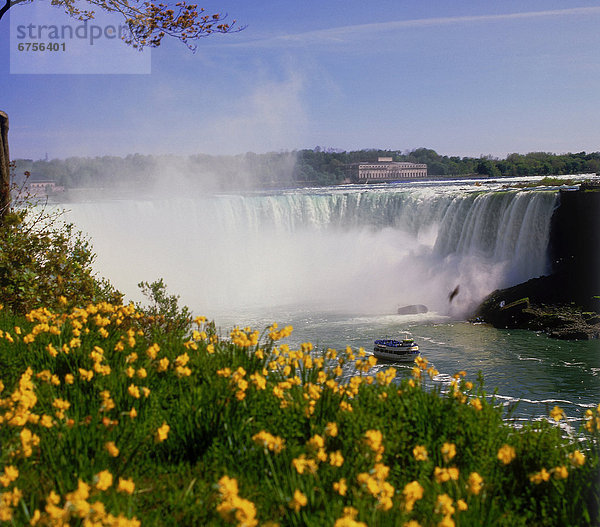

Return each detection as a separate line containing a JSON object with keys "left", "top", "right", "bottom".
{"left": 397, "top": 304, "right": 428, "bottom": 315}
{"left": 473, "top": 186, "right": 600, "bottom": 340}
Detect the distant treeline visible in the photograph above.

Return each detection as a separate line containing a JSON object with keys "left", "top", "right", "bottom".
{"left": 14, "top": 148, "right": 600, "bottom": 190}
{"left": 295, "top": 148, "right": 600, "bottom": 183}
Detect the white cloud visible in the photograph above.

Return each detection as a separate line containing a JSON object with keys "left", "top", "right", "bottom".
{"left": 230, "top": 7, "right": 600, "bottom": 48}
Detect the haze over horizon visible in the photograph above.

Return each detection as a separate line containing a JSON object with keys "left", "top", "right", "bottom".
{"left": 2, "top": 0, "right": 599, "bottom": 161}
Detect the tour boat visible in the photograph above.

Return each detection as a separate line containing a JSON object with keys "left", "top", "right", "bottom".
{"left": 373, "top": 334, "right": 420, "bottom": 361}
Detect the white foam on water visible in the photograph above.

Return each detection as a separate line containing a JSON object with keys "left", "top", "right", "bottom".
{"left": 61, "top": 181, "right": 559, "bottom": 320}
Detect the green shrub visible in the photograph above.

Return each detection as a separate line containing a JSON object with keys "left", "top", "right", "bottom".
{"left": 0, "top": 202, "right": 119, "bottom": 313}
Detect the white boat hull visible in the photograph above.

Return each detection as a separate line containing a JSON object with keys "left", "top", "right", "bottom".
{"left": 373, "top": 339, "right": 420, "bottom": 362}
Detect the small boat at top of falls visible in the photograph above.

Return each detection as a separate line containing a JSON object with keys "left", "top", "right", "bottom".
{"left": 373, "top": 334, "right": 420, "bottom": 361}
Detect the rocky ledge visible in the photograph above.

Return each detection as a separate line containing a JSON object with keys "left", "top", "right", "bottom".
{"left": 473, "top": 184, "right": 600, "bottom": 340}
{"left": 473, "top": 274, "right": 600, "bottom": 340}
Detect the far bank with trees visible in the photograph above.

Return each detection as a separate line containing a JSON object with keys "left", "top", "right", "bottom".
{"left": 14, "top": 148, "right": 600, "bottom": 193}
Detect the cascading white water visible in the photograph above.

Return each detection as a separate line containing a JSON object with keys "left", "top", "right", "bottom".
{"left": 62, "top": 181, "right": 558, "bottom": 319}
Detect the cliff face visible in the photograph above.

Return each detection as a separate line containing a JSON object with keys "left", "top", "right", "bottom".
{"left": 475, "top": 185, "right": 600, "bottom": 339}
{"left": 548, "top": 184, "right": 600, "bottom": 299}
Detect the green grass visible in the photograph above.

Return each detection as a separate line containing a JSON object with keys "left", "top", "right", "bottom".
{"left": 0, "top": 303, "right": 598, "bottom": 526}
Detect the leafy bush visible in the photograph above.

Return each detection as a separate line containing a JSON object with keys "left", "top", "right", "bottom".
{"left": 0, "top": 193, "right": 119, "bottom": 313}
{"left": 137, "top": 278, "right": 192, "bottom": 339}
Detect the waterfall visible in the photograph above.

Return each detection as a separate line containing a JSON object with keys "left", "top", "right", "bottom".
{"left": 63, "top": 182, "right": 559, "bottom": 318}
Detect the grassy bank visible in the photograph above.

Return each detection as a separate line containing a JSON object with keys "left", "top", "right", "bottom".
{"left": 0, "top": 300, "right": 598, "bottom": 526}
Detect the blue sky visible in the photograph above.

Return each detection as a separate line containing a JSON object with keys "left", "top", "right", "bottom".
{"left": 2, "top": 0, "right": 599, "bottom": 160}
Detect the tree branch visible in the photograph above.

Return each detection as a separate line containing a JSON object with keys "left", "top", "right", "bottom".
{"left": 0, "top": 0, "right": 11, "bottom": 21}
{"left": 0, "top": 0, "right": 30, "bottom": 21}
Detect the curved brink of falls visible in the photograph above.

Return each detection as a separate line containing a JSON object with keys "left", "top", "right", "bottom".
{"left": 64, "top": 185, "right": 559, "bottom": 318}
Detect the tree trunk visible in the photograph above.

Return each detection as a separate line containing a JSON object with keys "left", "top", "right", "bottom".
{"left": 0, "top": 111, "right": 10, "bottom": 222}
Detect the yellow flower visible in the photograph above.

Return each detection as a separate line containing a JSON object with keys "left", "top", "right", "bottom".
{"left": 146, "top": 343, "right": 160, "bottom": 359}
{"left": 252, "top": 431, "right": 285, "bottom": 453}
{"left": 569, "top": 450, "right": 586, "bottom": 467}
{"left": 217, "top": 475, "right": 239, "bottom": 500}
{"left": 175, "top": 352, "right": 190, "bottom": 367}
{"left": 457, "top": 499, "right": 468, "bottom": 511}
{"left": 156, "top": 422, "right": 170, "bottom": 442}
{"left": 307, "top": 434, "right": 325, "bottom": 451}
{"left": 402, "top": 480, "right": 424, "bottom": 512}
{"left": 334, "top": 507, "right": 367, "bottom": 527}
{"left": 325, "top": 422, "right": 338, "bottom": 437}
{"left": 128, "top": 384, "right": 140, "bottom": 399}
{"left": 78, "top": 368, "right": 93, "bottom": 381}
{"left": 467, "top": 472, "right": 483, "bottom": 495}
{"left": 438, "top": 516, "right": 455, "bottom": 527}
{"left": 117, "top": 477, "right": 135, "bottom": 494}
{"left": 434, "top": 467, "right": 459, "bottom": 483}
{"left": 412, "top": 445, "right": 428, "bottom": 461}
{"left": 40, "top": 415, "right": 54, "bottom": 428}
{"left": 552, "top": 465, "right": 569, "bottom": 479}
{"left": 250, "top": 372, "right": 266, "bottom": 390}
{"left": 128, "top": 407, "right": 138, "bottom": 419}
{"left": 0, "top": 466, "right": 18, "bottom": 487}
{"left": 292, "top": 455, "right": 317, "bottom": 475}
{"left": 329, "top": 450, "right": 344, "bottom": 467}
{"left": 19, "top": 428, "right": 40, "bottom": 457}
{"left": 529, "top": 468, "right": 550, "bottom": 484}
{"left": 333, "top": 478, "right": 347, "bottom": 496}
{"left": 550, "top": 406, "right": 565, "bottom": 422}
{"left": 289, "top": 489, "right": 307, "bottom": 512}
{"left": 415, "top": 356, "right": 428, "bottom": 369}
{"left": 435, "top": 493, "right": 455, "bottom": 516}
{"left": 105, "top": 441, "right": 119, "bottom": 457}
{"left": 340, "top": 400, "right": 353, "bottom": 412}
{"left": 470, "top": 398, "right": 483, "bottom": 411}
{"left": 95, "top": 470, "right": 113, "bottom": 491}
{"left": 441, "top": 442, "right": 456, "bottom": 463}
{"left": 157, "top": 357, "right": 170, "bottom": 372}
{"left": 497, "top": 444, "right": 516, "bottom": 465}
{"left": 364, "top": 429, "right": 384, "bottom": 461}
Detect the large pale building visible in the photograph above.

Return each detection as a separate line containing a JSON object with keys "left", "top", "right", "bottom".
{"left": 346, "top": 157, "right": 427, "bottom": 183}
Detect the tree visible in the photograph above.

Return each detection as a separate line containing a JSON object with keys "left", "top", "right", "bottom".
{"left": 0, "top": 112, "right": 9, "bottom": 221}
{"left": 0, "top": 0, "right": 241, "bottom": 50}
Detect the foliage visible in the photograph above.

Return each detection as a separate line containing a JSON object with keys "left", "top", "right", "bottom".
{"left": 0, "top": 0, "right": 241, "bottom": 51}
{"left": 0, "top": 211, "right": 118, "bottom": 314}
{"left": 0, "top": 180, "right": 119, "bottom": 313}
{"left": 136, "top": 278, "right": 192, "bottom": 338}
{"left": 14, "top": 149, "right": 600, "bottom": 192}
{"left": 0, "top": 301, "right": 597, "bottom": 526}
